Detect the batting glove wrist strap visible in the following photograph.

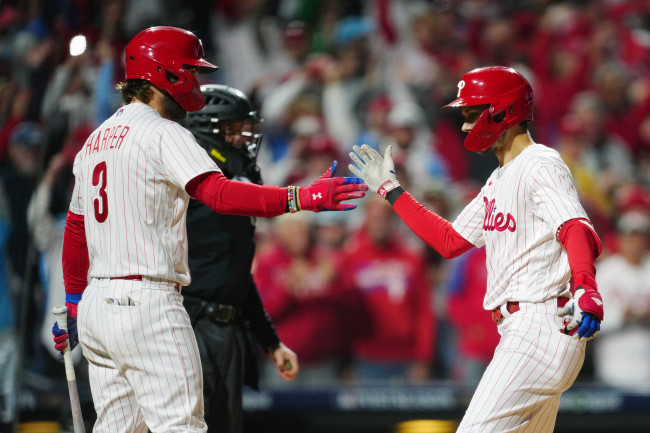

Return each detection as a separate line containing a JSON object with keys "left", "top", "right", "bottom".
{"left": 377, "top": 179, "right": 401, "bottom": 199}
{"left": 65, "top": 294, "right": 81, "bottom": 317}
{"left": 577, "top": 286, "right": 604, "bottom": 321}
{"left": 297, "top": 161, "right": 367, "bottom": 212}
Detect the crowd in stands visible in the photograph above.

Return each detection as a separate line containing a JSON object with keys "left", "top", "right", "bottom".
{"left": 0, "top": 1, "right": 648, "bottom": 420}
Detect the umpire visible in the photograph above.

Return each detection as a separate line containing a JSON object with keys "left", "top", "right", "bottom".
{"left": 182, "top": 84, "right": 299, "bottom": 432}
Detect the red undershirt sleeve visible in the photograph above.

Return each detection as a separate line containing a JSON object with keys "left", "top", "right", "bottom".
{"left": 186, "top": 171, "right": 287, "bottom": 218}
{"left": 62, "top": 210, "right": 90, "bottom": 296}
{"left": 557, "top": 218, "right": 602, "bottom": 290}
{"left": 392, "top": 191, "right": 474, "bottom": 259}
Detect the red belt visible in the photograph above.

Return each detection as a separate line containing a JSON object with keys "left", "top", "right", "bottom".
{"left": 109, "top": 275, "right": 180, "bottom": 290}
{"left": 111, "top": 275, "right": 143, "bottom": 281}
{"left": 491, "top": 301, "right": 520, "bottom": 323}
{"left": 491, "top": 297, "right": 570, "bottom": 323}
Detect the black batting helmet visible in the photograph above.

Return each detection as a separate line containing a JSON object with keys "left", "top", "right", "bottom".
{"left": 184, "top": 84, "right": 263, "bottom": 183}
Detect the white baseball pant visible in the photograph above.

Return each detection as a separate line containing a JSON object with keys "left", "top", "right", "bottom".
{"left": 457, "top": 298, "right": 585, "bottom": 433}
{"left": 77, "top": 277, "right": 206, "bottom": 433}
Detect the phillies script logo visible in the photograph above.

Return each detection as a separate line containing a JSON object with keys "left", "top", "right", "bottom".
{"left": 483, "top": 197, "right": 516, "bottom": 232}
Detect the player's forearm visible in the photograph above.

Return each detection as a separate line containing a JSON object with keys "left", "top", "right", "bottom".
{"left": 62, "top": 211, "right": 90, "bottom": 314}
{"left": 558, "top": 218, "right": 602, "bottom": 289}
{"left": 187, "top": 171, "right": 287, "bottom": 218}
{"left": 388, "top": 188, "right": 473, "bottom": 259}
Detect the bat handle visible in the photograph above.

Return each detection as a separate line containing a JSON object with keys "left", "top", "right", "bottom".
{"left": 53, "top": 305, "right": 76, "bottom": 381}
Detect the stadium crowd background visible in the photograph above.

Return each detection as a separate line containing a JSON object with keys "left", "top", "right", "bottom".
{"left": 0, "top": 0, "right": 648, "bottom": 429}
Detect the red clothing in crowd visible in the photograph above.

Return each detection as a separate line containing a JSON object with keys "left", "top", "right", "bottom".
{"left": 341, "top": 229, "right": 434, "bottom": 364}
{"left": 253, "top": 244, "right": 348, "bottom": 365}
{"left": 447, "top": 247, "right": 500, "bottom": 364}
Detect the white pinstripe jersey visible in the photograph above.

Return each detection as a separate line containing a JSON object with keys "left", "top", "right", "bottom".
{"left": 452, "top": 143, "right": 588, "bottom": 310}
{"left": 69, "top": 103, "right": 220, "bottom": 285}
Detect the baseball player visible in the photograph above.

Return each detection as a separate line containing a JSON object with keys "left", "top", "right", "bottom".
{"left": 50, "top": 26, "right": 366, "bottom": 433}
{"left": 181, "top": 83, "right": 298, "bottom": 432}
{"left": 349, "top": 66, "right": 604, "bottom": 432}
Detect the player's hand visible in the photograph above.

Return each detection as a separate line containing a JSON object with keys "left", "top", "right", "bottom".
{"left": 557, "top": 286, "right": 604, "bottom": 341}
{"left": 297, "top": 161, "right": 367, "bottom": 212}
{"left": 269, "top": 342, "right": 299, "bottom": 381}
{"left": 52, "top": 302, "right": 79, "bottom": 356}
{"left": 348, "top": 144, "right": 400, "bottom": 198}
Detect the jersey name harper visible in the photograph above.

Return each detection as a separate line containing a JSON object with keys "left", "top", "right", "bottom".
{"left": 483, "top": 197, "right": 516, "bottom": 232}
{"left": 84, "top": 125, "right": 131, "bottom": 156}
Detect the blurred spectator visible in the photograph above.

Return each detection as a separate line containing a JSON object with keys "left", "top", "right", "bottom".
{"left": 26, "top": 147, "right": 82, "bottom": 365}
{"left": 564, "top": 91, "right": 635, "bottom": 182}
{"left": 260, "top": 114, "right": 328, "bottom": 186}
{"left": 323, "top": 22, "right": 379, "bottom": 148}
{"left": 446, "top": 247, "right": 499, "bottom": 385}
{"left": 1, "top": 122, "right": 44, "bottom": 281}
{"left": 251, "top": 20, "right": 315, "bottom": 103}
{"left": 285, "top": 133, "right": 342, "bottom": 186}
{"left": 0, "top": 86, "right": 31, "bottom": 166}
{"left": 556, "top": 114, "right": 613, "bottom": 232}
{"left": 414, "top": 180, "right": 462, "bottom": 380}
{"left": 312, "top": 210, "right": 351, "bottom": 253}
{"left": 382, "top": 100, "right": 449, "bottom": 186}
{"left": 254, "top": 213, "right": 349, "bottom": 386}
{"left": 594, "top": 211, "right": 650, "bottom": 391}
{"left": 40, "top": 50, "right": 97, "bottom": 134}
{"left": 389, "top": 7, "right": 442, "bottom": 92}
{"left": 212, "top": 0, "right": 285, "bottom": 95}
{"left": 592, "top": 60, "right": 650, "bottom": 158}
{"left": 94, "top": 38, "right": 124, "bottom": 125}
{"left": 0, "top": 121, "right": 45, "bottom": 378}
{"left": 341, "top": 196, "right": 434, "bottom": 383}
{"left": 123, "top": 0, "right": 168, "bottom": 37}
{"left": 260, "top": 94, "right": 323, "bottom": 172}
{"left": 529, "top": 3, "right": 593, "bottom": 144}
{"left": 353, "top": 93, "right": 393, "bottom": 150}
{"left": 0, "top": 182, "right": 14, "bottom": 428}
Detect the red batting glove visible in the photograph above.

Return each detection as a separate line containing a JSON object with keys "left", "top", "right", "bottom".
{"left": 577, "top": 286, "right": 604, "bottom": 321}
{"left": 52, "top": 301, "right": 79, "bottom": 352}
{"left": 298, "top": 161, "right": 367, "bottom": 212}
{"left": 558, "top": 285, "right": 603, "bottom": 340}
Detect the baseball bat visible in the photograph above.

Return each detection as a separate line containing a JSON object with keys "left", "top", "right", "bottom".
{"left": 53, "top": 305, "right": 86, "bottom": 433}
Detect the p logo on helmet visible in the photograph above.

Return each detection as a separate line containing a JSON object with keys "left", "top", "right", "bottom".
{"left": 443, "top": 66, "right": 533, "bottom": 152}
{"left": 125, "top": 26, "right": 218, "bottom": 112}
{"left": 456, "top": 80, "right": 465, "bottom": 97}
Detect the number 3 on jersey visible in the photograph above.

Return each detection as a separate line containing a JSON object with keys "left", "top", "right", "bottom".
{"left": 93, "top": 161, "right": 108, "bottom": 223}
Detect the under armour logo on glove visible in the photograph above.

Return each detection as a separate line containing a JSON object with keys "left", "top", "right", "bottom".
{"left": 557, "top": 286, "right": 604, "bottom": 341}
{"left": 297, "top": 161, "right": 367, "bottom": 212}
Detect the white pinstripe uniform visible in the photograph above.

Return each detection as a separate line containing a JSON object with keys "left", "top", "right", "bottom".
{"left": 69, "top": 102, "right": 220, "bottom": 433}
{"left": 451, "top": 143, "right": 589, "bottom": 432}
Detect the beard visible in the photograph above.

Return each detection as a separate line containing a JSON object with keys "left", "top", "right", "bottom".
{"left": 487, "top": 130, "right": 508, "bottom": 153}
{"left": 161, "top": 93, "right": 188, "bottom": 122}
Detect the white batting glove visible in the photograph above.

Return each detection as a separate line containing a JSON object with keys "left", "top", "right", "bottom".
{"left": 348, "top": 144, "right": 401, "bottom": 199}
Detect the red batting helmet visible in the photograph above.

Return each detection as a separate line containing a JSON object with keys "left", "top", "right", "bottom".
{"left": 442, "top": 66, "right": 533, "bottom": 152}
{"left": 125, "top": 26, "right": 218, "bottom": 112}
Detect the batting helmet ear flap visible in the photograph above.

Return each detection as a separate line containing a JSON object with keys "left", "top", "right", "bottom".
{"left": 465, "top": 108, "right": 507, "bottom": 152}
